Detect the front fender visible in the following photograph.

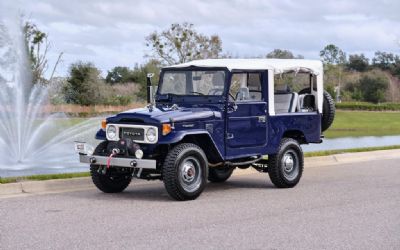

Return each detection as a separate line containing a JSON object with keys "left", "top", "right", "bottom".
{"left": 159, "top": 129, "right": 224, "bottom": 161}
{"left": 158, "top": 129, "right": 210, "bottom": 144}
{"left": 95, "top": 129, "right": 106, "bottom": 140}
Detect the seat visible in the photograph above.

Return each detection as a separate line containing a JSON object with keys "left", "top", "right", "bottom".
{"left": 274, "top": 92, "right": 298, "bottom": 113}
{"left": 236, "top": 87, "right": 250, "bottom": 101}
{"left": 208, "top": 72, "right": 225, "bottom": 95}
{"left": 298, "top": 94, "right": 315, "bottom": 112}
{"left": 249, "top": 90, "right": 262, "bottom": 101}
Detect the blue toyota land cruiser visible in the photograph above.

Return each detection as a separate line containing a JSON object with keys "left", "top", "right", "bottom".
{"left": 76, "top": 59, "right": 335, "bottom": 201}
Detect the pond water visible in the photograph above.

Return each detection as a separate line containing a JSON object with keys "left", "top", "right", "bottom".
{"left": 1, "top": 135, "right": 399, "bottom": 178}
{"left": 302, "top": 135, "right": 400, "bottom": 152}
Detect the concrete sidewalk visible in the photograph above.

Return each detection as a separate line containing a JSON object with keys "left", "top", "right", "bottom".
{"left": 1, "top": 149, "right": 399, "bottom": 198}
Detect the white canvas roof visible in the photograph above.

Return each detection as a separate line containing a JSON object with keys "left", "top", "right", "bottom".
{"left": 169, "top": 59, "right": 323, "bottom": 75}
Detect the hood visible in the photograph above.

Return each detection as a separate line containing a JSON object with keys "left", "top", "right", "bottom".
{"left": 107, "top": 105, "right": 222, "bottom": 124}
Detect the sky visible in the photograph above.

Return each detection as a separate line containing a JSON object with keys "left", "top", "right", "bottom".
{"left": 2, "top": 0, "right": 400, "bottom": 77}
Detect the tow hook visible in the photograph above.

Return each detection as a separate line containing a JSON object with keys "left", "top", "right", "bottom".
{"left": 106, "top": 148, "right": 120, "bottom": 169}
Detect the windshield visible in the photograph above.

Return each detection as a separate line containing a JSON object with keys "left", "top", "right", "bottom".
{"left": 159, "top": 70, "right": 226, "bottom": 96}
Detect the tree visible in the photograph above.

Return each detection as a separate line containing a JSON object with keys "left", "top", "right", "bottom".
{"left": 63, "top": 62, "right": 105, "bottom": 105}
{"left": 320, "top": 44, "right": 347, "bottom": 102}
{"left": 266, "top": 49, "right": 304, "bottom": 59}
{"left": 372, "top": 51, "right": 398, "bottom": 70}
{"left": 320, "top": 44, "right": 346, "bottom": 65}
{"left": 24, "top": 21, "right": 63, "bottom": 84}
{"left": 106, "top": 66, "right": 132, "bottom": 84}
{"left": 357, "top": 73, "right": 389, "bottom": 103}
{"left": 145, "top": 23, "right": 222, "bottom": 65}
{"left": 347, "top": 54, "right": 369, "bottom": 72}
{"left": 391, "top": 57, "right": 400, "bottom": 76}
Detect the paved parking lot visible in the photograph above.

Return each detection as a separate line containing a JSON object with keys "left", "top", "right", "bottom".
{"left": 1, "top": 158, "right": 399, "bottom": 249}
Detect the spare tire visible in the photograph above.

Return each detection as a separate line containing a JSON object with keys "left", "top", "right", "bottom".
{"left": 298, "top": 88, "right": 335, "bottom": 132}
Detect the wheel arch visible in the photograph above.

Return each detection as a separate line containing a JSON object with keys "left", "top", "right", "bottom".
{"left": 282, "top": 130, "right": 307, "bottom": 144}
{"left": 179, "top": 133, "right": 223, "bottom": 163}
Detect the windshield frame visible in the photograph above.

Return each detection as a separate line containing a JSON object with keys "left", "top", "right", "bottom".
{"left": 156, "top": 66, "right": 229, "bottom": 103}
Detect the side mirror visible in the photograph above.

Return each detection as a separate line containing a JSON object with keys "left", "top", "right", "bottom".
{"left": 146, "top": 73, "right": 155, "bottom": 104}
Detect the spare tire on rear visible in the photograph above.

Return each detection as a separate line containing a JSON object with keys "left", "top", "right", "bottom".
{"left": 299, "top": 88, "right": 335, "bottom": 132}
{"left": 321, "top": 90, "right": 335, "bottom": 132}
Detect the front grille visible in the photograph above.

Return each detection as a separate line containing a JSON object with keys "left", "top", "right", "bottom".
{"left": 120, "top": 127, "right": 145, "bottom": 141}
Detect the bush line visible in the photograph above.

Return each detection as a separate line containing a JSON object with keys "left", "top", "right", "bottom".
{"left": 336, "top": 102, "right": 400, "bottom": 111}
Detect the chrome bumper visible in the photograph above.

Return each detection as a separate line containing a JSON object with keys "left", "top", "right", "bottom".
{"left": 79, "top": 154, "right": 157, "bottom": 169}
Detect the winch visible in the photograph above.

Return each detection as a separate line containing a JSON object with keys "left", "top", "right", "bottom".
{"left": 106, "top": 138, "right": 144, "bottom": 159}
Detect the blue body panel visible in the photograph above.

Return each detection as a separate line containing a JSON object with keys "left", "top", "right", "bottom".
{"left": 265, "top": 113, "right": 321, "bottom": 154}
{"left": 96, "top": 67, "right": 322, "bottom": 161}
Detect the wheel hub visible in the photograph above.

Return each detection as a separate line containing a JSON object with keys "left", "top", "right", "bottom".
{"left": 181, "top": 161, "right": 196, "bottom": 182}
{"left": 280, "top": 150, "right": 299, "bottom": 182}
{"left": 283, "top": 154, "right": 294, "bottom": 173}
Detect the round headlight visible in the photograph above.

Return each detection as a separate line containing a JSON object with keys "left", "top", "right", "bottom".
{"left": 107, "top": 125, "right": 117, "bottom": 140}
{"left": 146, "top": 127, "right": 157, "bottom": 142}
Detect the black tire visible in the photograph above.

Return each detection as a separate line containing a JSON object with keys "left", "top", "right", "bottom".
{"left": 208, "top": 167, "right": 234, "bottom": 183}
{"left": 298, "top": 88, "right": 335, "bottom": 132}
{"left": 163, "top": 143, "right": 208, "bottom": 201}
{"left": 268, "top": 138, "right": 304, "bottom": 188}
{"left": 321, "top": 90, "right": 335, "bottom": 132}
{"left": 90, "top": 141, "right": 132, "bottom": 193}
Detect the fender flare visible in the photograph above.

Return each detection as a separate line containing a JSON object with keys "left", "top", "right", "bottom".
{"left": 158, "top": 130, "right": 223, "bottom": 161}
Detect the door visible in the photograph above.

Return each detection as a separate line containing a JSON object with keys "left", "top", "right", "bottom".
{"left": 226, "top": 72, "right": 267, "bottom": 158}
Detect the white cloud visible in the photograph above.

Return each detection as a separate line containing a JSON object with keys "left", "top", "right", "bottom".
{"left": 1, "top": 0, "right": 399, "bottom": 76}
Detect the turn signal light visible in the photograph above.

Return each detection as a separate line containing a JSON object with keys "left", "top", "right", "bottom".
{"left": 162, "top": 124, "right": 172, "bottom": 135}
{"left": 101, "top": 119, "right": 107, "bottom": 130}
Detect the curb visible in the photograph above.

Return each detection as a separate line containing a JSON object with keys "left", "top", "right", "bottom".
{"left": 1, "top": 149, "right": 400, "bottom": 198}
{"left": 304, "top": 148, "right": 400, "bottom": 168}
{"left": 0, "top": 177, "right": 93, "bottom": 197}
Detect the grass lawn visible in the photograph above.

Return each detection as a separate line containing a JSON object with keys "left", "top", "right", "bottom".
{"left": 325, "top": 110, "right": 400, "bottom": 138}
{"left": 0, "top": 172, "right": 90, "bottom": 184}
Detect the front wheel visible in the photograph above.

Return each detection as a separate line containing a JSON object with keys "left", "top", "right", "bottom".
{"left": 163, "top": 143, "right": 208, "bottom": 201}
{"left": 268, "top": 138, "right": 304, "bottom": 188}
{"left": 90, "top": 141, "right": 132, "bottom": 193}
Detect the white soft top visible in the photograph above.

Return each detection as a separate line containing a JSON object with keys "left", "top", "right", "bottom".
{"left": 169, "top": 59, "right": 323, "bottom": 75}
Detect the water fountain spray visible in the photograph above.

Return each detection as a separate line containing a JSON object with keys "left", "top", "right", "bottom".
{"left": 0, "top": 12, "right": 98, "bottom": 175}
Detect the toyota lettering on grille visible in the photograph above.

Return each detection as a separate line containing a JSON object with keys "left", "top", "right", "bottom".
{"left": 123, "top": 131, "right": 141, "bottom": 136}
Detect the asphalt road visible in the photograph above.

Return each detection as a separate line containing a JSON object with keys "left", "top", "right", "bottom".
{"left": 1, "top": 158, "right": 399, "bottom": 250}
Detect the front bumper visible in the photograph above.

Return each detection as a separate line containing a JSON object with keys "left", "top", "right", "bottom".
{"left": 79, "top": 154, "right": 156, "bottom": 169}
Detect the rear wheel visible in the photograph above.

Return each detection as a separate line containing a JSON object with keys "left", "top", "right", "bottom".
{"left": 90, "top": 141, "right": 132, "bottom": 193}
{"left": 163, "top": 143, "right": 208, "bottom": 201}
{"left": 268, "top": 138, "right": 303, "bottom": 188}
{"left": 208, "top": 167, "right": 234, "bottom": 183}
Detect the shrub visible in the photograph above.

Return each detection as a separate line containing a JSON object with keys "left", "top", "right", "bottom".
{"left": 336, "top": 102, "right": 400, "bottom": 111}
{"left": 357, "top": 73, "right": 388, "bottom": 103}
{"left": 63, "top": 62, "right": 108, "bottom": 105}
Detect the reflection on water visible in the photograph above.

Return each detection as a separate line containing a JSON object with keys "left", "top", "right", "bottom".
{"left": 302, "top": 135, "right": 400, "bottom": 152}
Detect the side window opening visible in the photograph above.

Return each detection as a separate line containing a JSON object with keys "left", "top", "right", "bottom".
{"left": 273, "top": 72, "right": 317, "bottom": 114}
{"left": 229, "top": 72, "right": 263, "bottom": 102}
